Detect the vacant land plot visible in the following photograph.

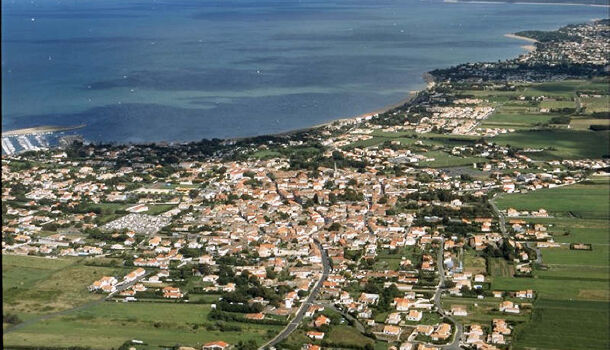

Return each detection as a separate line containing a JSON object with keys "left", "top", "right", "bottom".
{"left": 440, "top": 297, "right": 529, "bottom": 324}
{"left": 580, "top": 96, "right": 610, "bottom": 114}
{"left": 2, "top": 255, "right": 125, "bottom": 317}
{"left": 495, "top": 179, "right": 610, "bottom": 219}
{"left": 513, "top": 299, "right": 610, "bottom": 350}
{"left": 487, "top": 257, "right": 514, "bottom": 277}
{"left": 417, "top": 151, "right": 485, "bottom": 168}
{"left": 542, "top": 244, "right": 609, "bottom": 267}
{"left": 3, "top": 302, "right": 279, "bottom": 349}
{"left": 570, "top": 117, "right": 610, "bottom": 130}
{"left": 463, "top": 250, "right": 486, "bottom": 274}
{"left": 481, "top": 112, "right": 556, "bottom": 129}
{"left": 491, "top": 276, "right": 608, "bottom": 301}
{"left": 492, "top": 129, "right": 610, "bottom": 159}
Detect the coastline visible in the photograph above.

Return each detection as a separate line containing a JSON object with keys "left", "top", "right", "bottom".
{"left": 504, "top": 33, "right": 538, "bottom": 43}
{"left": 264, "top": 90, "right": 423, "bottom": 138}
{"left": 2, "top": 124, "right": 87, "bottom": 137}
{"left": 504, "top": 33, "right": 538, "bottom": 51}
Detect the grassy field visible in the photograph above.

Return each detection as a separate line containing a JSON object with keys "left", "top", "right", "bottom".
{"left": 440, "top": 297, "right": 530, "bottom": 324}
{"left": 513, "top": 299, "right": 610, "bottom": 350}
{"left": 3, "top": 255, "right": 126, "bottom": 317}
{"left": 417, "top": 150, "right": 486, "bottom": 168}
{"left": 495, "top": 178, "right": 610, "bottom": 219}
{"left": 570, "top": 117, "right": 610, "bottom": 130}
{"left": 490, "top": 173, "right": 609, "bottom": 349}
{"left": 492, "top": 129, "right": 610, "bottom": 159}
{"left": 3, "top": 302, "right": 279, "bottom": 349}
{"left": 463, "top": 250, "right": 486, "bottom": 274}
{"left": 481, "top": 112, "right": 557, "bottom": 129}
{"left": 580, "top": 95, "right": 610, "bottom": 114}
{"left": 487, "top": 257, "right": 514, "bottom": 277}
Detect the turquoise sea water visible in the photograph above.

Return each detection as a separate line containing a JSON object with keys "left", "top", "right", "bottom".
{"left": 1, "top": 0, "right": 607, "bottom": 143}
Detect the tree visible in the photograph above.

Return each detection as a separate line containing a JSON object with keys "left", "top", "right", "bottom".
{"left": 236, "top": 339, "right": 257, "bottom": 350}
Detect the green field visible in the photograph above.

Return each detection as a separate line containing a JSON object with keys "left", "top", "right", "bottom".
{"left": 3, "top": 255, "right": 126, "bottom": 317}
{"left": 463, "top": 250, "right": 486, "bottom": 274}
{"left": 481, "top": 112, "right": 557, "bottom": 129}
{"left": 3, "top": 302, "right": 279, "bottom": 349}
{"left": 495, "top": 178, "right": 610, "bottom": 219}
{"left": 513, "top": 299, "right": 610, "bottom": 350}
{"left": 440, "top": 297, "right": 530, "bottom": 324}
{"left": 491, "top": 173, "right": 609, "bottom": 349}
{"left": 492, "top": 129, "right": 610, "bottom": 159}
{"left": 417, "top": 150, "right": 486, "bottom": 168}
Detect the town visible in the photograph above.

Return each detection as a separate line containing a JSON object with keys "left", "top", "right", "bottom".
{"left": 2, "top": 19, "right": 609, "bottom": 350}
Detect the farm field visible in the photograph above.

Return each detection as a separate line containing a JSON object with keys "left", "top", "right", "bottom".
{"left": 3, "top": 302, "right": 279, "bottom": 349}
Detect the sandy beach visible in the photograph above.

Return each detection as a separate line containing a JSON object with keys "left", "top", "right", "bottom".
{"left": 2, "top": 124, "right": 86, "bottom": 137}
{"left": 504, "top": 33, "right": 539, "bottom": 43}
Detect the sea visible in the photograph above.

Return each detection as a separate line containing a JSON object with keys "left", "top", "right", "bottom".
{"left": 1, "top": 0, "right": 607, "bottom": 144}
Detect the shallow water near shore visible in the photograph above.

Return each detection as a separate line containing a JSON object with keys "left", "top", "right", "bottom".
{"left": 1, "top": 0, "right": 606, "bottom": 143}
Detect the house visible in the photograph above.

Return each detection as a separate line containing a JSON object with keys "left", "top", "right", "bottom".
{"left": 124, "top": 268, "right": 146, "bottom": 282}
{"left": 314, "top": 315, "right": 330, "bottom": 328}
{"left": 245, "top": 313, "right": 265, "bottom": 320}
{"left": 451, "top": 305, "right": 468, "bottom": 316}
{"left": 431, "top": 323, "right": 451, "bottom": 341}
{"left": 399, "top": 343, "right": 414, "bottom": 350}
{"left": 386, "top": 312, "right": 402, "bottom": 325}
{"left": 383, "top": 325, "right": 402, "bottom": 337}
{"left": 89, "top": 276, "right": 118, "bottom": 292}
{"left": 202, "top": 341, "right": 230, "bottom": 350}
{"left": 515, "top": 289, "right": 534, "bottom": 299}
{"left": 406, "top": 310, "right": 422, "bottom": 321}
{"left": 499, "top": 301, "right": 519, "bottom": 314}
{"left": 359, "top": 293, "right": 380, "bottom": 305}
{"left": 416, "top": 325, "right": 434, "bottom": 336}
{"left": 492, "top": 291, "right": 503, "bottom": 298}
{"left": 394, "top": 297, "right": 411, "bottom": 311}
{"left": 306, "top": 331, "right": 325, "bottom": 340}
{"left": 305, "top": 305, "right": 324, "bottom": 318}
{"left": 162, "top": 286, "right": 183, "bottom": 299}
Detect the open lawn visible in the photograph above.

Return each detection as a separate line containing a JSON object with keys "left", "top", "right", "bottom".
{"left": 513, "top": 299, "right": 610, "bottom": 350}
{"left": 3, "top": 302, "right": 279, "bottom": 349}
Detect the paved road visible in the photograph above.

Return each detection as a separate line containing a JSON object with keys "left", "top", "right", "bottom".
{"left": 4, "top": 270, "right": 151, "bottom": 333}
{"left": 259, "top": 239, "right": 330, "bottom": 349}
{"left": 489, "top": 194, "right": 507, "bottom": 237}
{"left": 433, "top": 238, "right": 464, "bottom": 350}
